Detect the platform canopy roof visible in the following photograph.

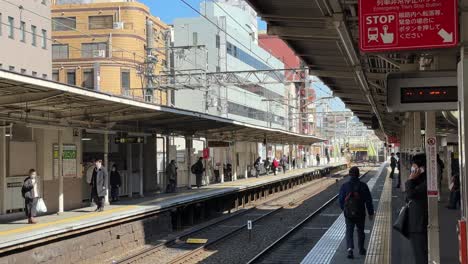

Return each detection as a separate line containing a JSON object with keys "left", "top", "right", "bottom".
{"left": 245, "top": 0, "right": 459, "bottom": 138}
{"left": 0, "top": 70, "right": 324, "bottom": 145}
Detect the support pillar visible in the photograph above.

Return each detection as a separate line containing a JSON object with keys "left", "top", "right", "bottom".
{"left": 104, "top": 133, "right": 109, "bottom": 205}
{"left": 58, "top": 130, "right": 64, "bottom": 213}
{"left": 0, "top": 124, "right": 6, "bottom": 214}
{"left": 165, "top": 135, "right": 171, "bottom": 190}
{"left": 127, "top": 145, "right": 133, "bottom": 198}
{"left": 185, "top": 136, "right": 193, "bottom": 189}
{"left": 139, "top": 143, "right": 144, "bottom": 197}
{"left": 232, "top": 142, "right": 237, "bottom": 181}
{"left": 425, "top": 111, "right": 440, "bottom": 263}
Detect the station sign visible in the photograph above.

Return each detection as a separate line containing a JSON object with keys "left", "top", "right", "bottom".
{"left": 114, "top": 137, "right": 145, "bottom": 144}
{"left": 359, "top": 0, "right": 458, "bottom": 52}
{"left": 426, "top": 137, "right": 438, "bottom": 197}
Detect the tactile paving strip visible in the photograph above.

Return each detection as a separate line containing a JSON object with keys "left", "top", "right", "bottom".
{"left": 364, "top": 172, "right": 392, "bottom": 264}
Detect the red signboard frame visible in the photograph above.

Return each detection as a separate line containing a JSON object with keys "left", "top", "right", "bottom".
{"left": 359, "top": 0, "right": 458, "bottom": 52}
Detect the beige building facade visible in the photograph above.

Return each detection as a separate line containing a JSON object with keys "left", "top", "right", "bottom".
{"left": 51, "top": 0, "right": 168, "bottom": 104}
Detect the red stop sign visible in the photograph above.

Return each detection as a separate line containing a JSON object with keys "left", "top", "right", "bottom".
{"left": 359, "top": 0, "right": 458, "bottom": 52}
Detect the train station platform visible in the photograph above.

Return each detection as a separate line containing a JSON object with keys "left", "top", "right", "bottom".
{"left": 0, "top": 163, "right": 345, "bottom": 255}
{"left": 300, "top": 165, "right": 460, "bottom": 264}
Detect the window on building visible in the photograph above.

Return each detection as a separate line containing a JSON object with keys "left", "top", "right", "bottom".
{"left": 21, "top": 69, "right": 26, "bottom": 74}
{"left": 67, "top": 70, "right": 76, "bottom": 86}
{"left": 82, "top": 69, "right": 94, "bottom": 89}
{"left": 216, "top": 66, "right": 221, "bottom": 72}
{"left": 42, "top": 74, "right": 47, "bottom": 79}
{"left": 81, "top": 42, "right": 107, "bottom": 58}
{"left": 52, "top": 70, "right": 59, "bottom": 81}
{"left": 52, "top": 17, "right": 76, "bottom": 31}
{"left": 52, "top": 44, "right": 69, "bottom": 59}
{"left": 121, "top": 70, "right": 130, "bottom": 92}
{"left": 193, "top": 32, "right": 198, "bottom": 46}
{"left": 88, "top": 15, "right": 113, "bottom": 30}
{"left": 216, "top": 34, "right": 220, "bottom": 48}
{"left": 32, "top": 71, "right": 37, "bottom": 76}
{"left": 41, "top": 29, "right": 47, "bottom": 49}
{"left": 31, "top": 25, "right": 37, "bottom": 46}
{"left": 8, "top": 66, "right": 14, "bottom": 71}
{"left": 20, "top": 21, "right": 25, "bottom": 42}
{"left": 8, "top": 16, "right": 14, "bottom": 39}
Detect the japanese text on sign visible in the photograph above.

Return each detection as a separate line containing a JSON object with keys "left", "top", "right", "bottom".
{"left": 359, "top": 0, "right": 458, "bottom": 52}
{"left": 426, "top": 137, "right": 438, "bottom": 197}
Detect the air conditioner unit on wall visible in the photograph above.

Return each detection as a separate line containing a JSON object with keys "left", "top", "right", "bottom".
{"left": 113, "top": 22, "right": 124, "bottom": 29}
{"left": 92, "top": 50, "right": 106, "bottom": 58}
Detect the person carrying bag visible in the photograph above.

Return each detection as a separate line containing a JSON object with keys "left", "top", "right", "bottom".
{"left": 21, "top": 169, "right": 46, "bottom": 224}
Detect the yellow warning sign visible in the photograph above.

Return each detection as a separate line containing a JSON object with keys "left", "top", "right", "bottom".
{"left": 186, "top": 238, "right": 208, "bottom": 244}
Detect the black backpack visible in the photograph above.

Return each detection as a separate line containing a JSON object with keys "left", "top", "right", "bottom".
{"left": 344, "top": 183, "right": 364, "bottom": 220}
{"left": 191, "top": 164, "right": 197, "bottom": 174}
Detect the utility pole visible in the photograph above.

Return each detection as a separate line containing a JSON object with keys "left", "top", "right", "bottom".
{"left": 166, "top": 28, "right": 175, "bottom": 106}
{"left": 145, "top": 19, "right": 157, "bottom": 103}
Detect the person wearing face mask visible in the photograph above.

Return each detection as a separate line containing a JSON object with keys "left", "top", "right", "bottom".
{"left": 405, "top": 153, "right": 428, "bottom": 264}
{"left": 90, "top": 160, "right": 108, "bottom": 212}
{"left": 110, "top": 164, "right": 121, "bottom": 202}
{"left": 21, "top": 169, "right": 39, "bottom": 224}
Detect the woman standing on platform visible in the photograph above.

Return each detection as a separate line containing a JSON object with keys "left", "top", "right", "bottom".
{"left": 405, "top": 154, "right": 428, "bottom": 264}
{"left": 21, "top": 169, "right": 39, "bottom": 224}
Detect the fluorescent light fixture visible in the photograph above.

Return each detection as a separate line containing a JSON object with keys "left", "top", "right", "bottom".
{"left": 26, "top": 123, "right": 66, "bottom": 130}
{"left": 5, "top": 133, "right": 11, "bottom": 137}
{"left": 81, "top": 137, "right": 92, "bottom": 141}
{"left": 127, "top": 132, "right": 151, "bottom": 137}
{"left": 85, "top": 129, "right": 117, "bottom": 135}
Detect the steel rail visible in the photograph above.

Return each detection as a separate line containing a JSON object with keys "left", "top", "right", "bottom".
{"left": 246, "top": 170, "right": 372, "bottom": 264}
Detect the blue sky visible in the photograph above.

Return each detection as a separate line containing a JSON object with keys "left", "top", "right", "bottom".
{"left": 140, "top": 0, "right": 266, "bottom": 29}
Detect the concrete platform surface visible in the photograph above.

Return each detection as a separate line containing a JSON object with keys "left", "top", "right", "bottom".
{"left": 0, "top": 163, "right": 345, "bottom": 252}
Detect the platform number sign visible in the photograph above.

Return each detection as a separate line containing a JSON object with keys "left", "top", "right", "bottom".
{"left": 426, "top": 137, "right": 438, "bottom": 197}
{"left": 247, "top": 220, "right": 252, "bottom": 230}
{"left": 359, "top": 0, "right": 458, "bottom": 52}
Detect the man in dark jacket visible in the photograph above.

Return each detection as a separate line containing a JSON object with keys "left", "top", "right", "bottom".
{"left": 110, "top": 164, "right": 121, "bottom": 202}
{"left": 395, "top": 152, "right": 401, "bottom": 188}
{"left": 406, "top": 154, "right": 428, "bottom": 264}
{"left": 339, "top": 166, "right": 374, "bottom": 259}
{"left": 254, "top": 157, "right": 261, "bottom": 178}
{"left": 280, "top": 155, "right": 288, "bottom": 174}
{"left": 390, "top": 153, "right": 397, "bottom": 179}
{"left": 166, "top": 160, "right": 178, "bottom": 192}
{"left": 90, "top": 160, "right": 108, "bottom": 212}
{"left": 192, "top": 157, "right": 205, "bottom": 188}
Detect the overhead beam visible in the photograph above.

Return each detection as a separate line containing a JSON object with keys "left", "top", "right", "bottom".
{"left": 58, "top": 105, "right": 129, "bottom": 118}
{"left": 267, "top": 25, "right": 339, "bottom": 40}
{"left": 0, "top": 91, "right": 63, "bottom": 106}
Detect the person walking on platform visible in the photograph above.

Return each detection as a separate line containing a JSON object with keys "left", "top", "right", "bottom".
{"left": 437, "top": 154, "right": 445, "bottom": 195}
{"left": 390, "top": 153, "right": 397, "bottom": 179}
{"left": 292, "top": 157, "right": 296, "bottom": 169}
{"left": 405, "top": 154, "right": 428, "bottom": 264}
{"left": 166, "top": 160, "right": 178, "bottom": 192}
{"left": 280, "top": 155, "right": 288, "bottom": 174}
{"left": 395, "top": 152, "right": 401, "bottom": 188}
{"left": 21, "top": 169, "right": 40, "bottom": 224}
{"left": 191, "top": 157, "right": 205, "bottom": 188}
{"left": 254, "top": 157, "right": 261, "bottom": 178}
{"left": 339, "top": 166, "right": 374, "bottom": 259}
{"left": 90, "top": 160, "right": 108, "bottom": 212}
{"left": 272, "top": 158, "right": 279, "bottom": 175}
{"left": 110, "top": 164, "right": 121, "bottom": 202}
{"left": 316, "top": 153, "right": 320, "bottom": 166}
{"left": 447, "top": 156, "right": 460, "bottom": 209}
{"left": 264, "top": 157, "right": 271, "bottom": 175}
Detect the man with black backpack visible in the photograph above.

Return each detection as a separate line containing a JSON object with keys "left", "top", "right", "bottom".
{"left": 339, "top": 166, "right": 374, "bottom": 259}
{"left": 191, "top": 157, "right": 205, "bottom": 188}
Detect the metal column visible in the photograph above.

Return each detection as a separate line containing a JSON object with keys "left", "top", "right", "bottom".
{"left": 232, "top": 142, "right": 237, "bottom": 181}
{"left": 413, "top": 112, "right": 422, "bottom": 152}
{"left": 104, "top": 133, "right": 109, "bottom": 205}
{"left": 425, "top": 111, "right": 440, "bottom": 263}
{"left": 139, "top": 144, "right": 144, "bottom": 197}
{"left": 165, "top": 135, "right": 171, "bottom": 190}
{"left": 127, "top": 145, "right": 133, "bottom": 198}
{"left": 0, "top": 124, "right": 6, "bottom": 214}
{"left": 58, "top": 130, "right": 64, "bottom": 213}
{"left": 185, "top": 136, "right": 193, "bottom": 188}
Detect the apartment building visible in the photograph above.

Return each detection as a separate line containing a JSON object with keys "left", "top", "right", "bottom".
{"left": 51, "top": 0, "right": 169, "bottom": 103}
{"left": 0, "top": 0, "right": 52, "bottom": 79}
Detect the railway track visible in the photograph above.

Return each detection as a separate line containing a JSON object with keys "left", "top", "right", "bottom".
{"left": 246, "top": 170, "right": 373, "bottom": 264}
{"left": 113, "top": 169, "right": 349, "bottom": 264}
